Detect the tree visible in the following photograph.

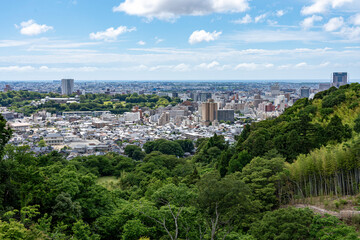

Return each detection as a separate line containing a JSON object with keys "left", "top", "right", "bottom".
{"left": 134, "top": 184, "right": 197, "bottom": 240}
{"left": 354, "top": 114, "right": 360, "bottom": 133}
{"left": 132, "top": 150, "right": 146, "bottom": 161}
{"left": 158, "top": 141, "right": 184, "bottom": 157}
{"left": 175, "top": 140, "right": 194, "bottom": 153}
{"left": 250, "top": 208, "right": 313, "bottom": 240}
{"left": 72, "top": 220, "right": 100, "bottom": 240}
{"left": 325, "top": 115, "right": 352, "bottom": 142}
{"left": 196, "top": 173, "right": 256, "bottom": 240}
{"left": 310, "top": 214, "right": 358, "bottom": 240}
{"left": 38, "top": 139, "right": 46, "bottom": 147}
{"left": 52, "top": 192, "right": 82, "bottom": 224}
{"left": 241, "top": 157, "right": 285, "bottom": 211}
{"left": 124, "top": 145, "right": 142, "bottom": 158}
{"left": 228, "top": 150, "right": 252, "bottom": 174}
{"left": 0, "top": 114, "right": 12, "bottom": 157}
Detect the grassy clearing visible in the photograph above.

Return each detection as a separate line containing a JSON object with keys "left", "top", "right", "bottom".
{"left": 96, "top": 176, "right": 120, "bottom": 190}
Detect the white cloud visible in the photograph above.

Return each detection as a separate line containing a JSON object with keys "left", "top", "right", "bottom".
{"left": 173, "top": 63, "right": 190, "bottom": 71}
{"left": 0, "top": 40, "right": 30, "bottom": 48}
{"left": 232, "top": 14, "right": 252, "bottom": 24}
{"left": 137, "top": 40, "right": 146, "bottom": 45}
{"left": 295, "top": 62, "right": 307, "bottom": 68}
{"left": 189, "top": 30, "right": 222, "bottom": 44}
{"left": 337, "top": 26, "right": 360, "bottom": 40}
{"left": 301, "top": 0, "right": 353, "bottom": 15}
{"left": 229, "top": 30, "right": 326, "bottom": 42}
{"left": 235, "top": 63, "right": 258, "bottom": 70}
{"left": 276, "top": 10, "right": 285, "bottom": 17}
{"left": 350, "top": 14, "right": 360, "bottom": 25}
{"left": 0, "top": 65, "right": 35, "bottom": 72}
{"left": 300, "top": 15, "right": 323, "bottom": 29}
{"left": 267, "top": 20, "right": 278, "bottom": 26}
{"left": 113, "top": 0, "right": 249, "bottom": 21}
{"left": 89, "top": 26, "right": 136, "bottom": 41}
{"left": 234, "top": 63, "right": 274, "bottom": 70}
{"left": 323, "top": 17, "right": 344, "bottom": 31}
{"left": 16, "top": 20, "right": 53, "bottom": 36}
{"left": 197, "top": 61, "right": 220, "bottom": 69}
{"left": 155, "top": 37, "right": 164, "bottom": 44}
{"left": 255, "top": 14, "right": 267, "bottom": 23}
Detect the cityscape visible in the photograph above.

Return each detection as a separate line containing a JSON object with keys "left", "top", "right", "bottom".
{"left": 0, "top": 74, "right": 346, "bottom": 159}
{"left": 2, "top": 0, "right": 360, "bottom": 239}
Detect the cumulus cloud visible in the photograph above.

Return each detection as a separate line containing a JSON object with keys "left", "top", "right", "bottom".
{"left": 350, "top": 13, "right": 360, "bottom": 25}
{"left": 295, "top": 62, "right": 307, "bottom": 68}
{"left": 323, "top": 17, "right": 344, "bottom": 31}
{"left": 255, "top": 14, "right": 267, "bottom": 23}
{"left": 113, "top": 0, "right": 249, "bottom": 21}
{"left": 337, "top": 26, "right": 360, "bottom": 40}
{"left": 137, "top": 40, "right": 146, "bottom": 45}
{"left": 276, "top": 10, "right": 285, "bottom": 17}
{"left": 234, "top": 63, "right": 274, "bottom": 71}
{"left": 173, "top": 63, "right": 190, "bottom": 71}
{"left": 188, "top": 30, "right": 222, "bottom": 44}
{"left": 300, "top": 15, "right": 323, "bottom": 29}
{"left": 301, "top": 0, "right": 353, "bottom": 15}
{"left": 16, "top": 20, "right": 53, "bottom": 36}
{"left": 197, "top": 61, "right": 220, "bottom": 69}
{"left": 89, "top": 26, "right": 136, "bottom": 41}
{"left": 232, "top": 14, "right": 252, "bottom": 24}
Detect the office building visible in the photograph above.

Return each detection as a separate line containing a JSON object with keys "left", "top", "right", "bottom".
{"left": 171, "top": 92, "right": 179, "bottom": 98}
{"left": 332, "top": 72, "right": 348, "bottom": 88}
{"left": 158, "top": 112, "right": 170, "bottom": 126}
{"left": 254, "top": 94, "right": 263, "bottom": 108}
{"left": 271, "top": 83, "right": 281, "bottom": 97}
{"left": 217, "top": 109, "right": 235, "bottom": 123}
{"left": 191, "top": 92, "right": 212, "bottom": 102}
{"left": 300, "top": 87, "right": 310, "bottom": 98}
{"left": 61, "top": 79, "right": 74, "bottom": 95}
{"left": 201, "top": 99, "right": 218, "bottom": 125}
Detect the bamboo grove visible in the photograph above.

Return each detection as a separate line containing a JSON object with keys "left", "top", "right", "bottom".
{"left": 285, "top": 137, "right": 360, "bottom": 199}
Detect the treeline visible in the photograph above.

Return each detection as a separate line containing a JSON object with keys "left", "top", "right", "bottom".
{"left": 1, "top": 144, "right": 358, "bottom": 239}
{"left": 4, "top": 91, "right": 180, "bottom": 115}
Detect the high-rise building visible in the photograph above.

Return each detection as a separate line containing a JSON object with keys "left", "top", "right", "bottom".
{"left": 254, "top": 94, "right": 263, "bottom": 108}
{"left": 158, "top": 112, "right": 170, "bottom": 126}
{"left": 300, "top": 87, "right": 310, "bottom": 98}
{"left": 271, "top": 83, "right": 281, "bottom": 97}
{"left": 201, "top": 99, "right": 218, "bottom": 125}
{"left": 199, "top": 93, "right": 212, "bottom": 102}
{"left": 61, "top": 79, "right": 74, "bottom": 95}
{"left": 332, "top": 72, "right": 348, "bottom": 88}
{"left": 217, "top": 109, "right": 235, "bottom": 123}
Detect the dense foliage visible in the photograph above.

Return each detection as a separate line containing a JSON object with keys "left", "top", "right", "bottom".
{"left": 2, "top": 84, "right": 360, "bottom": 239}
{"left": 3, "top": 91, "right": 180, "bottom": 115}
{"left": 235, "top": 84, "right": 360, "bottom": 161}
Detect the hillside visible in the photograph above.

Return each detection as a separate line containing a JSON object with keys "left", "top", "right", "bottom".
{"left": 1, "top": 85, "right": 360, "bottom": 239}
{"left": 235, "top": 83, "right": 360, "bottom": 161}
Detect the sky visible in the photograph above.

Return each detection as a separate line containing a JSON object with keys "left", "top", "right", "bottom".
{"left": 0, "top": 0, "right": 360, "bottom": 81}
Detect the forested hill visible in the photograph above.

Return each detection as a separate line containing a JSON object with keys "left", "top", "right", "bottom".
{"left": 236, "top": 83, "right": 360, "bottom": 161}
{"left": 2, "top": 85, "right": 360, "bottom": 239}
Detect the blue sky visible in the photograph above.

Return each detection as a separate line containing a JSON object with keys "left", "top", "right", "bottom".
{"left": 1, "top": 0, "right": 360, "bottom": 81}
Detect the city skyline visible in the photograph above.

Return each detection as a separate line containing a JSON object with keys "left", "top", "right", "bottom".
{"left": 1, "top": 0, "right": 360, "bottom": 81}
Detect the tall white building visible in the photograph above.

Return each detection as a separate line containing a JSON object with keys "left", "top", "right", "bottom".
{"left": 61, "top": 79, "right": 74, "bottom": 95}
